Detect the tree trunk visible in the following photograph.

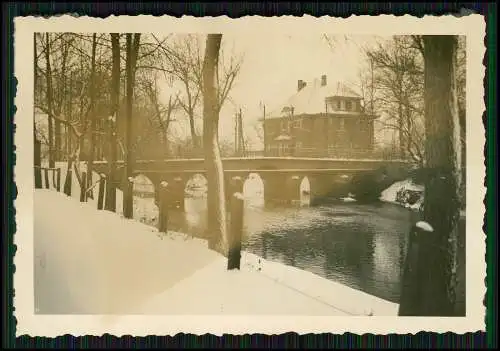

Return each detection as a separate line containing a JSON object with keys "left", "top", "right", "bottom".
{"left": 398, "top": 92, "right": 405, "bottom": 159}
{"left": 45, "top": 33, "right": 55, "bottom": 168}
{"left": 203, "top": 34, "right": 228, "bottom": 254}
{"left": 400, "top": 35, "right": 462, "bottom": 316}
{"left": 123, "top": 33, "right": 141, "bottom": 219}
{"left": 105, "top": 33, "right": 120, "bottom": 212}
{"left": 34, "top": 34, "right": 42, "bottom": 188}
{"left": 188, "top": 109, "right": 199, "bottom": 151}
{"left": 86, "top": 34, "right": 98, "bottom": 200}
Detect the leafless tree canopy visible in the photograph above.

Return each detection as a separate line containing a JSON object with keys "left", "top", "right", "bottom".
{"left": 34, "top": 33, "right": 244, "bottom": 163}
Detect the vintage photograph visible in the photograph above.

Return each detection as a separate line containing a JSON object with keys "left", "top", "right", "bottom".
{"left": 14, "top": 14, "right": 486, "bottom": 336}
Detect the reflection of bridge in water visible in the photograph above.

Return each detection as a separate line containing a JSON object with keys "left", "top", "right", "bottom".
{"left": 93, "top": 156, "right": 409, "bottom": 210}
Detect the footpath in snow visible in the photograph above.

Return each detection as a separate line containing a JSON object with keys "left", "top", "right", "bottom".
{"left": 34, "top": 188, "right": 399, "bottom": 316}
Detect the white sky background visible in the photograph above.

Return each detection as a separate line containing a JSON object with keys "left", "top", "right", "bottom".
{"left": 157, "top": 34, "right": 388, "bottom": 150}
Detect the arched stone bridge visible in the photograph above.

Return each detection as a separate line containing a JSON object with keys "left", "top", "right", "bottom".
{"left": 93, "top": 157, "right": 410, "bottom": 209}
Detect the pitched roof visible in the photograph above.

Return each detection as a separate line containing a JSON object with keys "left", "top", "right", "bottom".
{"left": 267, "top": 79, "right": 362, "bottom": 119}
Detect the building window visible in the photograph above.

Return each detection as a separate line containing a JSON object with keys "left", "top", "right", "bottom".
{"left": 296, "top": 142, "right": 303, "bottom": 150}
{"left": 291, "top": 118, "right": 302, "bottom": 129}
{"left": 346, "top": 100, "right": 352, "bottom": 111}
{"left": 279, "top": 143, "right": 289, "bottom": 155}
{"left": 280, "top": 119, "right": 289, "bottom": 132}
{"left": 339, "top": 118, "right": 345, "bottom": 131}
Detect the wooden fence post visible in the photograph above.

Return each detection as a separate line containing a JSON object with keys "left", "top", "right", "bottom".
{"left": 34, "top": 139, "right": 42, "bottom": 189}
{"left": 123, "top": 176, "right": 134, "bottom": 219}
{"left": 44, "top": 169, "right": 50, "bottom": 189}
{"left": 158, "top": 181, "right": 169, "bottom": 233}
{"left": 97, "top": 174, "right": 106, "bottom": 210}
{"left": 34, "top": 167, "right": 42, "bottom": 189}
{"left": 227, "top": 176, "right": 245, "bottom": 270}
{"left": 227, "top": 192, "right": 244, "bottom": 270}
{"left": 63, "top": 165, "right": 72, "bottom": 196}
{"left": 56, "top": 168, "right": 61, "bottom": 192}
{"left": 398, "top": 221, "right": 436, "bottom": 316}
{"left": 80, "top": 171, "right": 87, "bottom": 202}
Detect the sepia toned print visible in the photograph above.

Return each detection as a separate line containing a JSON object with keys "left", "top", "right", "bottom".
{"left": 15, "top": 15, "right": 485, "bottom": 336}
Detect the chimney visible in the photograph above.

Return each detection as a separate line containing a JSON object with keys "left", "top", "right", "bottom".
{"left": 321, "top": 75, "right": 327, "bottom": 87}
{"left": 297, "top": 79, "right": 306, "bottom": 92}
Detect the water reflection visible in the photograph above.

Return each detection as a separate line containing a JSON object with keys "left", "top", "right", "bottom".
{"left": 134, "top": 182, "right": 462, "bottom": 307}
{"left": 165, "top": 195, "right": 411, "bottom": 302}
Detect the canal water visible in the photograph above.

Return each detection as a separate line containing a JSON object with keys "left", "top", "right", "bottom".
{"left": 133, "top": 174, "right": 465, "bottom": 314}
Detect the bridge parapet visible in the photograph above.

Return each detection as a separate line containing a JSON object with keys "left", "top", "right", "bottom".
{"left": 92, "top": 156, "right": 411, "bottom": 209}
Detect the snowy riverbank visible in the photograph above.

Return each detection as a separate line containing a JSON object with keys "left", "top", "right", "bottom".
{"left": 380, "top": 179, "right": 425, "bottom": 210}
{"left": 34, "top": 188, "right": 399, "bottom": 316}
{"left": 380, "top": 178, "right": 466, "bottom": 219}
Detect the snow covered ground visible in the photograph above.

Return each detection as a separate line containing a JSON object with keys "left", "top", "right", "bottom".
{"left": 34, "top": 187, "right": 399, "bottom": 316}
{"left": 45, "top": 161, "right": 160, "bottom": 225}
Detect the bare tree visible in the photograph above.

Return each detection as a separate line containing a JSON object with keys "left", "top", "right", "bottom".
{"left": 150, "top": 34, "right": 243, "bottom": 152}
{"left": 139, "top": 72, "right": 180, "bottom": 158}
{"left": 399, "top": 35, "right": 462, "bottom": 316}
{"left": 123, "top": 33, "right": 141, "bottom": 219}
{"left": 44, "top": 33, "right": 55, "bottom": 168}
{"left": 105, "top": 33, "right": 120, "bottom": 211}
{"left": 422, "top": 35, "right": 462, "bottom": 315}
{"left": 202, "top": 33, "right": 227, "bottom": 253}
{"left": 84, "top": 34, "right": 98, "bottom": 201}
{"left": 365, "top": 36, "right": 425, "bottom": 162}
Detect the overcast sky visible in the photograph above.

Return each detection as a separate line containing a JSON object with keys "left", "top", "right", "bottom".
{"left": 159, "top": 34, "right": 386, "bottom": 150}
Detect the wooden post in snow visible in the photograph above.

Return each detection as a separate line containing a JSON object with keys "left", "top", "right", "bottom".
{"left": 227, "top": 176, "right": 244, "bottom": 270}
{"left": 398, "top": 221, "right": 437, "bottom": 316}
{"left": 56, "top": 168, "right": 61, "bottom": 192}
{"left": 44, "top": 169, "right": 50, "bottom": 189}
{"left": 34, "top": 137, "right": 42, "bottom": 189}
{"left": 158, "top": 181, "right": 169, "bottom": 233}
{"left": 63, "top": 162, "right": 72, "bottom": 196}
{"left": 97, "top": 174, "right": 106, "bottom": 210}
{"left": 80, "top": 171, "right": 87, "bottom": 202}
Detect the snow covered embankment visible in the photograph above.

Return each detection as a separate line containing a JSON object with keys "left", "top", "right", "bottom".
{"left": 50, "top": 161, "right": 160, "bottom": 225}
{"left": 380, "top": 178, "right": 466, "bottom": 219}
{"left": 34, "top": 189, "right": 399, "bottom": 316}
{"left": 379, "top": 179, "right": 424, "bottom": 211}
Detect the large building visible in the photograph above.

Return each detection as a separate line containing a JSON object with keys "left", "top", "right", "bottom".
{"left": 264, "top": 75, "right": 378, "bottom": 158}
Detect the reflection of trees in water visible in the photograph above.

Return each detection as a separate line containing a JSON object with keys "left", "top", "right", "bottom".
{"left": 320, "top": 222, "right": 375, "bottom": 290}
{"left": 252, "top": 219, "right": 376, "bottom": 291}
{"left": 163, "top": 197, "right": 417, "bottom": 303}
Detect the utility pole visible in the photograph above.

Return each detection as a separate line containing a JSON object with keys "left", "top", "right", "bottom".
{"left": 234, "top": 112, "right": 239, "bottom": 155}
{"left": 370, "top": 57, "right": 375, "bottom": 115}
{"left": 238, "top": 108, "right": 245, "bottom": 156}
{"left": 262, "top": 103, "right": 266, "bottom": 156}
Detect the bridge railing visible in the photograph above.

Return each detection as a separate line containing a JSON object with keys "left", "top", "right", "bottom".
{"left": 163, "top": 147, "right": 404, "bottom": 160}
{"left": 262, "top": 147, "right": 401, "bottom": 160}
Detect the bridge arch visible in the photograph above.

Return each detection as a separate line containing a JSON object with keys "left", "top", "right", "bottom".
{"left": 243, "top": 173, "right": 265, "bottom": 208}
{"left": 300, "top": 176, "right": 311, "bottom": 206}
{"left": 131, "top": 173, "right": 158, "bottom": 226}
{"left": 184, "top": 173, "right": 208, "bottom": 211}
{"left": 132, "top": 173, "right": 156, "bottom": 198}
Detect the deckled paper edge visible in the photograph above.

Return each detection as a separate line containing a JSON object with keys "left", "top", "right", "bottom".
{"left": 12, "top": 14, "right": 486, "bottom": 336}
